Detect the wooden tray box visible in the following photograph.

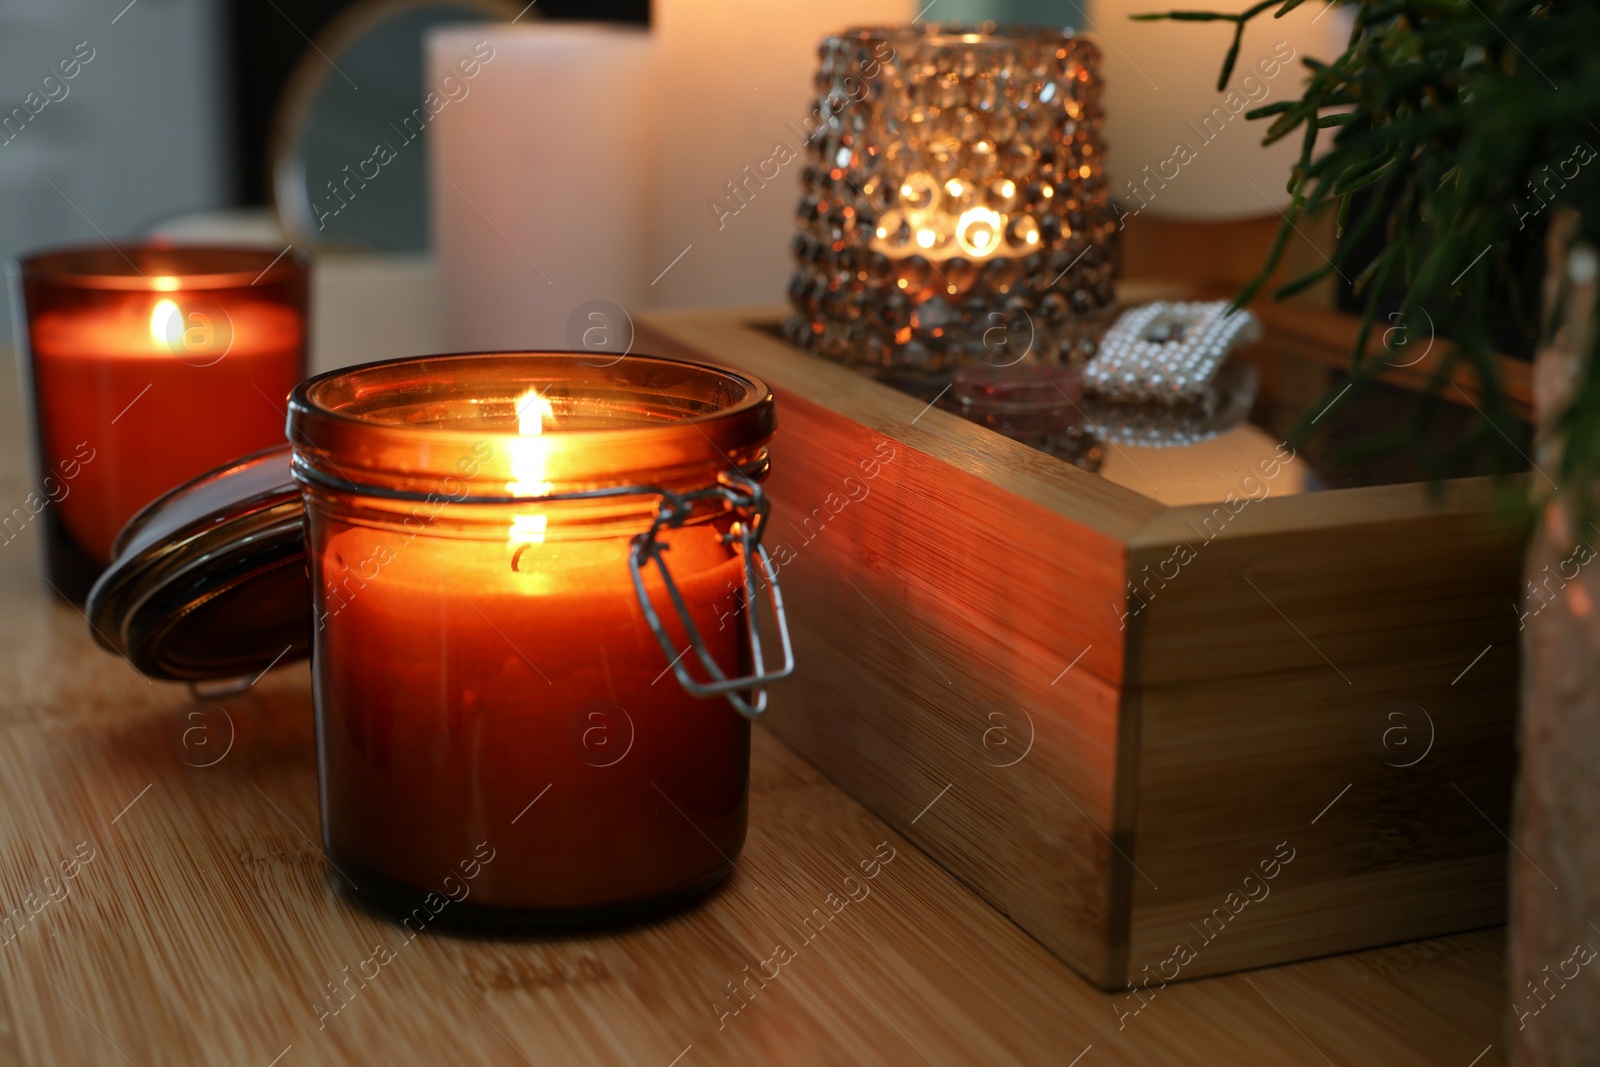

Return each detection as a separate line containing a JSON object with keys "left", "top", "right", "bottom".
{"left": 638, "top": 305, "right": 1524, "bottom": 992}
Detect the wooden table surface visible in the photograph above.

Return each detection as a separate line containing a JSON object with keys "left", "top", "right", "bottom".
{"left": 0, "top": 359, "right": 1508, "bottom": 1066}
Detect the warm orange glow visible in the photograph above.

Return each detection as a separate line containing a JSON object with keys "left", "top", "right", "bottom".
{"left": 873, "top": 171, "right": 1041, "bottom": 262}
{"left": 21, "top": 251, "right": 305, "bottom": 572}
{"left": 956, "top": 206, "right": 1003, "bottom": 257}
{"left": 515, "top": 387, "right": 552, "bottom": 437}
{"left": 30, "top": 297, "right": 303, "bottom": 563}
{"left": 149, "top": 299, "right": 179, "bottom": 347}
{"left": 1570, "top": 584, "right": 1593, "bottom": 619}
{"left": 509, "top": 387, "right": 555, "bottom": 545}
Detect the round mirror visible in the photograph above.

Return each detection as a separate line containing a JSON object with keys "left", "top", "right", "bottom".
{"left": 269, "top": 0, "right": 520, "bottom": 252}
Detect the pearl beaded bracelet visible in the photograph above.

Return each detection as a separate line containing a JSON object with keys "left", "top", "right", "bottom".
{"left": 1083, "top": 301, "right": 1262, "bottom": 406}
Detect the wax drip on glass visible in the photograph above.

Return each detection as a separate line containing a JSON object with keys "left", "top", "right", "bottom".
{"left": 508, "top": 387, "right": 555, "bottom": 557}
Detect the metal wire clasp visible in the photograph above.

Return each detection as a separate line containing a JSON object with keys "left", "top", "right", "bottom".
{"left": 627, "top": 472, "right": 795, "bottom": 719}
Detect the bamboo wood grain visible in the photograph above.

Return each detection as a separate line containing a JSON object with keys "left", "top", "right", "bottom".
{"left": 637, "top": 307, "right": 1165, "bottom": 548}
{"left": 0, "top": 345, "right": 1509, "bottom": 1065}
{"left": 1124, "top": 476, "right": 1528, "bottom": 686}
{"left": 637, "top": 317, "right": 1137, "bottom": 982}
{"left": 1125, "top": 644, "right": 1516, "bottom": 978}
{"left": 638, "top": 309, "right": 1524, "bottom": 998}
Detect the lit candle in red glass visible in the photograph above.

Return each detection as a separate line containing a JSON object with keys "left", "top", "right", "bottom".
{"left": 290, "top": 352, "right": 782, "bottom": 923}
{"left": 12, "top": 245, "right": 307, "bottom": 600}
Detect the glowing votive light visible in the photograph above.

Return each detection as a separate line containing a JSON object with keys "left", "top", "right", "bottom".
{"left": 956, "top": 207, "right": 1003, "bottom": 257}
{"left": 149, "top": 299, "right": 179, "bottom": 347}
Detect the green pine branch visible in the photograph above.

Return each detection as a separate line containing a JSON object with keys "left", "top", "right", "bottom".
{"left": 1135, "top": 0, "right": 1600, "bottom": 520}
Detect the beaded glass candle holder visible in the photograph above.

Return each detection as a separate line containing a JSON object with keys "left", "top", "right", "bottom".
{"left": 784, "top": 24, "right": 1117, "bottom": 391}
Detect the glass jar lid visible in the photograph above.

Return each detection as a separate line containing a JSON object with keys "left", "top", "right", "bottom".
{"left": 86, "top": 445, "right": 309, "bottom": 681}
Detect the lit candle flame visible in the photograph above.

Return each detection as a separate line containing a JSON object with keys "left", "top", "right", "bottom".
{"left": 515, "top": 388, "right": 552, "bottom": 437}
{"left": 509, "top": 387, "right": 555, "bottom": 546}
{"left": 150, "top": 298, "right": 179, "bottom": 347}
{"left": 956, "top": 206, "right": 1003, "bottom": 258}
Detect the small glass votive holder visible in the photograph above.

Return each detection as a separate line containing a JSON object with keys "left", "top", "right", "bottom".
{"left": 785, "top": 23, "right": 1118, "bottom": 392}
{"left": 9, "top": 244, "right": 309, "bottom": 601}
{"left": 952, "top": 363, "right": 1103, "bottom": 472}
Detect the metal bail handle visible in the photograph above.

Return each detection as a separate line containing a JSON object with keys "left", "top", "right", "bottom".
{"left": 627, "top": 473, "right": 796, "bottom": 719}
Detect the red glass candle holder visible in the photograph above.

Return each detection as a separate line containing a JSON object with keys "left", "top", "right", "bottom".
{"left": 288, "top": 352, "right": 788, "bottom": 926}
{"left": 10, "top": 244, "right": 308, "bottom": 601}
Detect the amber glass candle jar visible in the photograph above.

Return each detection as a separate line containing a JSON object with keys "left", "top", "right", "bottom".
{"left": 287, "top": 352, "right": 788, "bottom": 925}
{"left": 11, "top": 244, "right": 308, "bottom": 601}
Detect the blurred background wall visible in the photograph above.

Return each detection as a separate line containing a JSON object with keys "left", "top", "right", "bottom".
{"left": 0, "top": 0, "right": 230, "bottom": 334}
{"left": 0, "top": 0, "right": 650, "bottom": 337}
{"left": 1, "top": 0, "right": 1341, "bottom": 351}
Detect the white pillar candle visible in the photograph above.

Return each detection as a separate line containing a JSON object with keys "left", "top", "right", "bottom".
{"left": 427, "top": 24, "right": 655, "bottom": 350}
{"left": 648, "top": 0, "right": 913, "bottom": 310}
{"left": 1088, "top": 0, "right": 1345, "bottom": 220}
